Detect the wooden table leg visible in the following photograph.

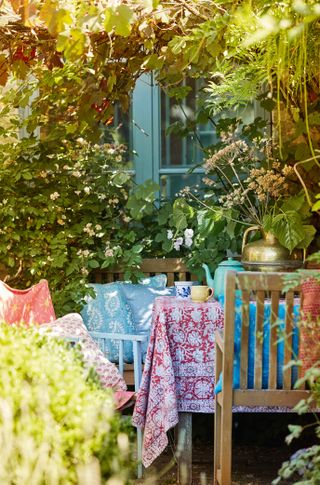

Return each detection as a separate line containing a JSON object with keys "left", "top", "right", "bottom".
{"left": 175, "top": 412, "right": 192, "bottom": 485}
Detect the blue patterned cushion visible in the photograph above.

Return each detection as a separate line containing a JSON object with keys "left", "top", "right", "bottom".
{"left": 81, "top": 282, "right": 135, "bottom": 363}
{"left": 120, "top": 283, "right": 175, "bottom": 359}
{"left": 137, "top": 274, "right": 167, "bottom": 289}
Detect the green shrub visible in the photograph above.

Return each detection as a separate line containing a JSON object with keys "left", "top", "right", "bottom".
{"left": 0, "top": 324, "right": 134, "bottom": 484}
{"left": 0, "top": 135, "right": 147, "bottom": 316}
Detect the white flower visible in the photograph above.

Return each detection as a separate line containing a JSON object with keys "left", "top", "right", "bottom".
{"left": 50, "top": 192, "right": 60, "bottom": 200}
{"left": 98, "top": 194, "right": 107, "bottom": 200}
{"left": 83, "top": 223, "right": 95, "bottom": 237}
{"left": 76, "top": 137, "right": 86, "bottom": 145}
{"left": 95, "top": 224, "right": 102, "bottom": 231}
{"left": 173, "top": 237, "right": 183, "bottom": 251}
{"left": 84, "top": 186, "right": 91, "bottom": 194}
{"left": 104, "top": 249, "right": 114, "bottom": 258}
{"left": 167, "top": 229, "right": 173, "bottom": 240}
{"left": 184, "top": 237, "right": 193, "bottom": 248}
{"left": 184, "top": 228, "right": 194, "bottom": 238}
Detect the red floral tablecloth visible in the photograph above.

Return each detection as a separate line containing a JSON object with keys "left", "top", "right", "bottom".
{"left": 132, "top": 296, "right": 224, "bottom": 467}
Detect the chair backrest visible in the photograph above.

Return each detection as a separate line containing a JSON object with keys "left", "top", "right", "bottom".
{"left": 224, "top": 271, "right": 302, "bottom": 391}
{"left": 92, "top": 257, "right": 199, "bottom": 286}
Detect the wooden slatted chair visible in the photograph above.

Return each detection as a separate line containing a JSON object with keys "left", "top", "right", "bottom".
{"left": 214, "top": 271, "right": 311, "bottom": 485}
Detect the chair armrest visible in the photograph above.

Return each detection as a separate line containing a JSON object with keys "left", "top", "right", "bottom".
{"left": 89, "top": 331, "right": 148, "bottom": 391}
{"left": 89, "top": 332, "right": 148, "bottom": 342}
{"left": 215, "top": 329, "right": 224, "bottom": 352}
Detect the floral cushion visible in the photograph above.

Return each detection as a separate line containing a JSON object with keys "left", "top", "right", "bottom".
{"left": 300, "top": 277, "right": 320, "bottom": 375}
{"left": 120, "top": 283, "right": 174, "bottom": 359}
{"left": 39, "top": 313, "right": 127, "bottom": 392}
{"left": 81, "top": 275, "right": 168, "bottom": 363}
{"left": 81, "top": 282, "right": 135, "bottom": 363}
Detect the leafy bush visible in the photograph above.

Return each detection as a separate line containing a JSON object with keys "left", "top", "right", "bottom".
{"left": 274, "top": 362, "right": 320, "bottom": 484}
{"left": 0, "top": 324, "right": 134, "bottom": 484}
{"left": 0, "top": 134, "right": 145, "bottom": 315}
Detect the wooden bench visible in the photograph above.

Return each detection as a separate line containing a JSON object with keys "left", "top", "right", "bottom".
{"left": 214, "top": 271, "right": 311, "bottom": 485}
{"left": 92, "top": 257, "right": 197, "bottom": 386}
{"left": 92, "top": 257, "right": 199, "bottom": 483}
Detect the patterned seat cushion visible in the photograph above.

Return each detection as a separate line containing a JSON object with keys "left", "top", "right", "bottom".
{"left": 39, "top": 312, "right": 127, "bottom": 392}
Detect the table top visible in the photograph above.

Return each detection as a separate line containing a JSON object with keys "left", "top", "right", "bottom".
{"left": 132, "top": 296, "right": 224, "bottom": 467}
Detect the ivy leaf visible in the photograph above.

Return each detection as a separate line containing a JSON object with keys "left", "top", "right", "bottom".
{"left": 40, "top": 1, "right": 72, "bottom": 36}
{"left": 60, "top": 29, "right": 87, "bottom": 60}
{"left": 104, "top": 5, "right": 133, "bottom": 37}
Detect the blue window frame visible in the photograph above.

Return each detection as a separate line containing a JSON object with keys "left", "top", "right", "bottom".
{"left": 110, "top": 74, "right": 266, "bottom": 200}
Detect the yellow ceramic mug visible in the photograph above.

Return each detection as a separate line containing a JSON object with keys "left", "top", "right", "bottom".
{"left": 191, "top": 285, "right": 214, "bottom": 303}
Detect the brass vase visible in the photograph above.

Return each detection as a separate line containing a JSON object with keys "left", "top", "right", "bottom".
{"left": 241, "top": 225, "right": 304, "bottom": 272}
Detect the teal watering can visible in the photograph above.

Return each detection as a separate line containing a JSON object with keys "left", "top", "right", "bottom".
{"left": 202, "top": 258, "right": 245, "bottom": 300}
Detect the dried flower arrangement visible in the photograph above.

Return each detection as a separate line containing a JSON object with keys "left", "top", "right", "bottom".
{"left": 182, "top": 129, "right": 315, "bottom": 252}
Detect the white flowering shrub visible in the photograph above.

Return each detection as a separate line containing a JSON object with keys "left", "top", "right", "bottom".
{"left": 0, "top": 135, "right": 145, "bottom": 315}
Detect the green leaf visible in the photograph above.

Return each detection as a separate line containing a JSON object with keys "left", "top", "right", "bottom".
{"left": 158, "top": 203, "right": 172, "bottom": 225}
{"left": 22, "top": 172, "right": 32, "bottom": 180}
{"left": 285, "top": 425, "right": 302, "bottom": 445}
{"left": 312, "top": 199, "right": 320, "bottom": 212}
{"left": 271, "top": 211, "right": 305, "bottom": 252}
{"left": 281, "top": 193, "right": 305, "bottom": 212}
{"left": 162, "top": 239, "right": 173, "bottom": 252}
{"left": 113, "top": 171, "right": 131, "bottom": 186}
{"left": 104, "top": 5, "right": 133, "bottom": 37}
{"left": 296, "top": 225, "right": 317, "bottom": 249}
{"left": 172, "top": 209, "right": 187, "bottom": 231}
{"left": 173, "top": 198, "right": 194, "bottom": 218}
{"left": 88, "top": 259, "right": 99, "bottom": 269}
{"left": 132, "top": 179, "right": 159, "bottom": 201}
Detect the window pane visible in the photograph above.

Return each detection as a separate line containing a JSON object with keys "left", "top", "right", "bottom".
{"left": 161, "top": 81, "right": 256, "bottom": 169}
{"left": 160, "top": 173, "right": 203, "bottom": 200}
{"left": 161, "top": 79, "right": 216, "bottom": 168}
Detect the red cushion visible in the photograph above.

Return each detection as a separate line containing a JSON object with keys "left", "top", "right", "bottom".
{"left": 300, "top": 277, "right": 320, "bottom": 375}
{"left": 0, "top": 279, "right": 56, "bottom": 325}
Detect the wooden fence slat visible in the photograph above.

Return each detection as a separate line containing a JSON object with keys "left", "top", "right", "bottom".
{"left": 283, "top": 291, "right": 294, "bottom": 389}
{"left": 255, "top": 290, "right": 264, "bottom": 389}
{"left": 269, "top": 290, "right": 280, "bottom": 389}
{"left": 240, "top": 290, "right": 250, "bottom": 389}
